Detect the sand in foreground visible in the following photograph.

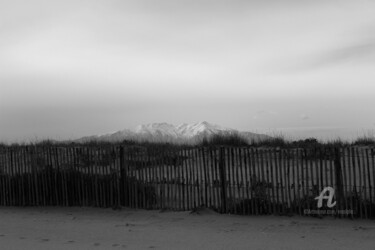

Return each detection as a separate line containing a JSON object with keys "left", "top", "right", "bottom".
{"left": 0, "top": 207, "right": 374, "bottom": 250}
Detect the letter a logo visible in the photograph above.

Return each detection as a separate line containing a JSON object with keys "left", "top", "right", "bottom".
{"left": 315, "top": 187, "right": 336, "bottom": 208}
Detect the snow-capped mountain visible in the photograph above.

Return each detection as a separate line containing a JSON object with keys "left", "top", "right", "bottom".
{"left": 177, "top": 121, "right": 234, "bottom": 137}
{"left": 136, "top": 123, "right": 180, "bottom": 138}
{"left": 76, "top": 122, "right": 270, "bottom": 144}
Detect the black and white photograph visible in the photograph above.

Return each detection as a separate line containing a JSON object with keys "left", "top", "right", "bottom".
{"left": 1, "top": 0, "right": 375, "bottom": 249}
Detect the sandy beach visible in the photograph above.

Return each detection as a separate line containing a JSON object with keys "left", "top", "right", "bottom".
{"left": 0, "top": 207, "right": 374, "bottom": 250}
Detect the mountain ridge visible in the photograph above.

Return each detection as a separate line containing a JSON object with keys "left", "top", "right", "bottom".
{"left": 76, "top": 121, "right": 270, "bottom": 144}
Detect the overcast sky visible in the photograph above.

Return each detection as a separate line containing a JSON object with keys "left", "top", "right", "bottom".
{"left": 1, "top": 0, "right": 375, "bottom": 142}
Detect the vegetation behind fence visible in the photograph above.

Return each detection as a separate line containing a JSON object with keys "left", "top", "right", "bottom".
{"left": 0, "top": 145, "right": 374, "bottom": 219}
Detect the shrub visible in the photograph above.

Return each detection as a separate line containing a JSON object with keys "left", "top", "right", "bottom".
{"left": 200, "top": 132, "right": 249, "bottom": 147}
{"left": 352, "top": 136, "right": 375, "bottom": 146}
{"left": 230, "top": 176, "right": 274, "bottom": 215}
{"left": 252, "top": 136, "right": 288, "bottom": 148}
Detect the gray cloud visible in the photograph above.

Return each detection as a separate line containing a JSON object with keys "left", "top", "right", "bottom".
{"left": 253, "top": 110, "right": 278, "bottom": 120}
{"left": 311, "top": 41, "right": 375, "bottom": 67}
{"left": 282, "top": 35, "right": 375, "bottom": 73}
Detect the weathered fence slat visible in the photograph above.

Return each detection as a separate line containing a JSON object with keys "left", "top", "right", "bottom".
{"left": 243, "top": 148, "right": 250, "bottom": 215}
{"left": 358, "top": 147, "right": 364, "bottom": 218}
{"left": 218, "top": 147, "right": 226, "bottom": 213}
{"left": 366, "top": 148, "right": 373, "bottom": 219}
{"left": 341, "top": 147, "right": 349, "bottom": 217}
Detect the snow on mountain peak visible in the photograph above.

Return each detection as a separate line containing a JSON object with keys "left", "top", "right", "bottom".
{"left": 76, "top": 121, "right": 270, "bottom": 143}
{"left": 177, "top": 121, "right": 224, "bottom": 137}
{"left": 134, "top": 122, "right": 220, "bottom": 138}
{"left": 136, "top": 123, "right": 175, "bottom": 132}
{"left": 135, "top": 123, "right": 179, "bottom": 138}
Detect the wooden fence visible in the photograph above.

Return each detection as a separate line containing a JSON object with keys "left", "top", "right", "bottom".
{"left": 0, "top": 146, "right": 374, "bottom": 218}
